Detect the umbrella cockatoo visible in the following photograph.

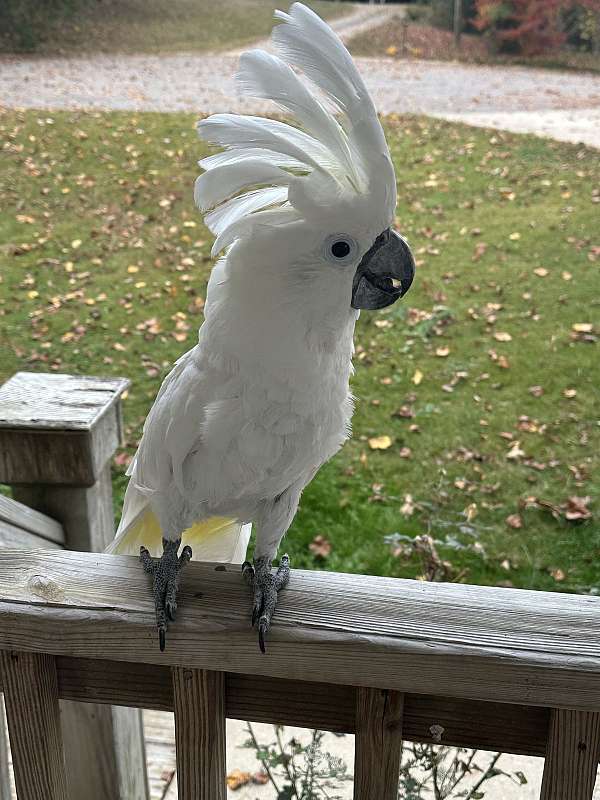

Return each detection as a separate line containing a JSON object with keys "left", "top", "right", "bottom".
{"left": 108, "top": 2, "right": 415, "bottom": 652}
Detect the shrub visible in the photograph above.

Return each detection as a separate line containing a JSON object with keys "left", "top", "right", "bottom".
{"left": 0, "top": 0, "right": 81, "bottom": 52}
{"left": 474, "top": 0, "right": 600, "bottom": 55}
{"left": 430, "top": 0, "right": 479, "bottom": 33}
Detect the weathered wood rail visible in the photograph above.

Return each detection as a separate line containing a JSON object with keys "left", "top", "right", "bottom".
{"left": 0, "top": 371, "right": 148, "bottom": 800}
{"left": 0, "top": 548, "right": 599, "bottom": 799}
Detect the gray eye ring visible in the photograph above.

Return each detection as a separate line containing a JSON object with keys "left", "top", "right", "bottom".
{"left": 323, "top": 234, "right": 359, "bottom": 265}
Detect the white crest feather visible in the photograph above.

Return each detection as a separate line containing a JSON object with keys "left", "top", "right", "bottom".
{"left": 196, "top": 2, "right": 396, "bottom": 254}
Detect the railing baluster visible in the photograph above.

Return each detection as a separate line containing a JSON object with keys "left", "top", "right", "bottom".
{"left": 354, "top": 687, "right": 403, "bottom": 800}
{"left": 0, "top": 651, "right": 67, "bottom": 800}
{"left": 172, "top": 667, "right": 226, "bottom": 800}
{"left": 540, "top": 708, "right": 600, "bottom": 800}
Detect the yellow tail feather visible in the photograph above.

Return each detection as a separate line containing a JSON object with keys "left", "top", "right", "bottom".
{"left": 109, "top": 509, "right": 250, "bottom": 564}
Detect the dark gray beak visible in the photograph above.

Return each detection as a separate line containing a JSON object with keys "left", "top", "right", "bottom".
{"left": 351, "top": 228, "right": 415, "bottom": 310}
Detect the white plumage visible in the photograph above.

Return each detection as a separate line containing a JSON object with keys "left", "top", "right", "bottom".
{"left": 108, "top": 2, "right": 399, "bottom": 570}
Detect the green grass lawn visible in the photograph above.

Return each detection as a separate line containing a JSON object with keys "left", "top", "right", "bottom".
{"left": 1, "top": 108, "right": 599, "bottom": 594}
{"left": 0, "top": 0, "right": 348, "bottom": 55}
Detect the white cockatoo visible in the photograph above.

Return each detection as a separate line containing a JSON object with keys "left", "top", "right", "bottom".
{"left": 108, "top": 2, "right": 415, "bottom": 652}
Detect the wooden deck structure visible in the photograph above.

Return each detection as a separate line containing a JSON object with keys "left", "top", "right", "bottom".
{"left": 1, "top": 371, "right": 600, "bottom": 799}
{"left": 0, "top": 549, "right": 598, "bottom": 798}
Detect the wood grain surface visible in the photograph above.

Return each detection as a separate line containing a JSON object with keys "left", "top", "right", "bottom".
{"left": 0, "top": 549, "right": 598, "bottom": 712}
{"left": 0, "top": 651, "right": 67, "bottom": 800}
{"left": 172, "top": 668, "right": 226, "bottom": 800}
{"left": 540, "top": 709, "right": 600, "bottom": 799}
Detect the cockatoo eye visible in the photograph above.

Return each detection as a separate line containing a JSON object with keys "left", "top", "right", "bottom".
{"left": 323, "top": 235, "right": 358, "bottom": 265}
{"left": 331, "top": 240, "right": 350, "bottom": 258}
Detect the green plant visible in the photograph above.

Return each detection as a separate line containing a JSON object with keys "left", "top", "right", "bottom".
{"left": 243, "top": 724, "right": 352, "bottom": 799}
{"left": 0, "top": 0, "right": 80, "bottom": 51}
{"left": 241, "top": 724, "right": 528, "bottom": 798}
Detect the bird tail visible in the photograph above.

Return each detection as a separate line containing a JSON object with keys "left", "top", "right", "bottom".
{"left": 106, "top": 483, "right": 251, "bottom": 564}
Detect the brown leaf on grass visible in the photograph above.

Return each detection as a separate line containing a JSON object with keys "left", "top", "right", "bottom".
{"left": 533, "top": 267, "right": 548, "bottom": 277}
{"left": 113, "top": 452, "right": 132, "bottom": 468}
{"left": 564, "top": 496, "right": 592, "bottom": 521}
{"left": 529, "top": 385, "right": 544, "bottom": 397}
{"left": 493, "top": 331, "right": 512, "bottom": 342}
{"left": 472, "top": 242, "right": 487, "bottom": 261}
{"left": 392, "top": 405, "right": 415, "bottom": 419}
{"left": 309, "top": 535, "right": 331, "bottom": 559}
{"left": 506, "top": 513, "right": 523, "bottom": 529}
{"left": 549, "top": 568, "right": 565, "bottom": 582}
{"left": 506, "top": 441, "right": 525, "bottom": 460}
{"left": 521, "top": 495, "right": 592, "bottom": 522}
{"left": 368, "top": 435, "right": 393, "bottom": 450}
{"left": 401, "top": 494, "right": 415, "bottom": 516}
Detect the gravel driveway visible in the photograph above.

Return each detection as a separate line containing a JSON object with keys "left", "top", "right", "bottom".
{"left": 1, "top": 6, "right": 599, "bottom": 148}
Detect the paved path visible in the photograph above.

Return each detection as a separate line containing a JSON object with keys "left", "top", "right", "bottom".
{"left": 1, "top": 7, "right": 599, "bottom": 147}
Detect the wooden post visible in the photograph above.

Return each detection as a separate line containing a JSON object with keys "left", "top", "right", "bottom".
{"left": 354, "top": 688, "right": 403, "bottom": 800}
{"left": 453, "top": 0, "right": 462, "bottom": 49}
{"left": 0, "top": 372, "right": 149, "bottom": 800}
{"left": 540, "top": 709, "right": 600, "bottom": 800}
{"left": 0, "top": 651, "right": 67, "bottom": 800}
{"left": 173, "top": 668, "right": 226, "bottom": 800}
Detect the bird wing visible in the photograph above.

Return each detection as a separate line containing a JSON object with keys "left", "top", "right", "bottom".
{"left": 107, "top": 346, "right": 252, "bottom": 563}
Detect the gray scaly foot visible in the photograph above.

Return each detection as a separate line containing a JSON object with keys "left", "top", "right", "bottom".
{"left": 242, "top": 554, "right": 290, "bottom": 653}
{"left": 140, "top": 538, "right": 192, "bottom": 652}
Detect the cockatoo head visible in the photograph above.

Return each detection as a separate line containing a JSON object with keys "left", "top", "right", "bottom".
{"left": 195, "top": 2, "right": 414, "bottom": 313}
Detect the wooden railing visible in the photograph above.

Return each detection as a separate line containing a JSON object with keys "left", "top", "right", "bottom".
{"left": 0, "top": 549, "right": 599, "bottom": 799}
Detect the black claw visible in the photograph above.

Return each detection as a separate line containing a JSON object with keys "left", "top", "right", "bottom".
{"left": 258, "top": 618, "right": 268, "bottom": 654}
{"left": 180, "top": 545, "right": 193, "bottom": 564}
{"left": 159, "top": 628, "right": 166, "bottom": 652}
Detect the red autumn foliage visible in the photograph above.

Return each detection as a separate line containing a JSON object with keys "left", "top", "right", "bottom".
{"left": 475, "top": 0, "right": 600, "bottom": 55}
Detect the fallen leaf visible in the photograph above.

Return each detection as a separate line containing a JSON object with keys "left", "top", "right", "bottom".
{"left": 114, "top": 452, "right": 132, "bottom": 468}
{"left": 506, "top": 441, "right": 525, "bottom": 460}
{"left": 399, "top": 447, "right": 412, "bottom": 458}
{"left": 226, "top": 770, "right": 252, "bottom": 790}
{"left": 435, "top": 346, "right": 450, "bottom": 357}
{"left": 412, "top": 369, "right": 423, "bottom": 385}
{"left": 493, "top": 331, "right": 512, "bottom": 342}
{"left": 529, "top": 385, "right": 544, "bottom": 397}
{"left": 564, "top": 495, "right": 592, "bottom": 521}
{"left": 385, "top": 45, "right": 398, "bottom": 56}
{"left": 563, "top": 388, "right": 577, "bottom": 398}
{"left": 392, "top": 405, "right": 414, "bottom": 419}
{"left": 368, "top": 435, "right": 393, "bottom": 450}
{"left": 533, "top": 267, "right": 548, "bottom": 277}
{"left": 549, "top": 568, "right": 565, "bottom": 582}
{"left": 401, "top": 494, "right": 415, "bottom": 516}
{"left": 506, "top": 513, "right": 522, "bottom": 529}
{"left": 309, "top": 535, "right": 332, "bottom": 558}
{"left": 572, "top": 323, "right": 593, "bottom": 333}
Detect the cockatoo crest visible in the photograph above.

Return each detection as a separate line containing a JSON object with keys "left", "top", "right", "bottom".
{"left": 195, "top": 2, "right": 397, "bottom": 258}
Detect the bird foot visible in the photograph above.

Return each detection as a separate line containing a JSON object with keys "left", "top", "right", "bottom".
{"left": 242, "top": 554, "right": 290, "bottom": 653}
{"left": 140, "top": 538, "right": 192, "bottom": 652}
